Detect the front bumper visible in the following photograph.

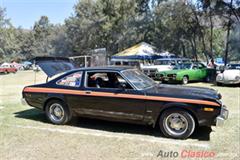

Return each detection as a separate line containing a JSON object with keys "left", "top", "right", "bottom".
{"left": 216, "top": 105, "right": 229, "bottom": 126}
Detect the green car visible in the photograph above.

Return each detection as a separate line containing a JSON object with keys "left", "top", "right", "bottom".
{"left": 155, "top": 62, "right": 210, "bottom": 84}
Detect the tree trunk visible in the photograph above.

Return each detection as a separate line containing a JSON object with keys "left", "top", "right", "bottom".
{"left": 224, "top": 21, "right": 231, "bottom": 66}
{"left": 189, "top": 4, "right": 208, "bottom": 62}
{"left": 190, "top": 38, "right": 198, "bottom": 61}
{"left": 209, "top": 8, "right": 213, "bottom": 58}
{"left": 224, "top": 0, "right": 233, "bottom": 66}
{"left": 193, "top": 33, "right": 198, "bottom": 61}
{"left": 181, "top": 42, "right": 186, "bottom": 57}
{"left": 201, "top": 35, "right": 209, "bottom": 63}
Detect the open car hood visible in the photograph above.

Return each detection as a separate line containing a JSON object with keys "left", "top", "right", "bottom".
{"left": 32, "top": 57, "right": 76, "bottom": 77}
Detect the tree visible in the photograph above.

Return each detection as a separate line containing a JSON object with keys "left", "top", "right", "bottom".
{"left": 198, "top": 0, "right": 240, "bottom": 64}
{"left": 32, "top": 16, "right": 53, "bottom": 56}
{"left": 1, "top": 0, "right": 240, "bottom": 63}
{"left": 0, "top": 7, "right": 11, "bottom": 61}
{"left": 65, "top": 0, "right": 140, "bottom": 56}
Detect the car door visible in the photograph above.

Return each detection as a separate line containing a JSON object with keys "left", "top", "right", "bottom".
{"left": 197, "top": 63, "right": 207, "bottom": 79}
{"left": 188, "top": 64, "right": 199, "bottom": 80}
{"left": 75, "top": 70, "right": 146, "bottom": 123}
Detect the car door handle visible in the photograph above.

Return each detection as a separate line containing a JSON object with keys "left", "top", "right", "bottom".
{"left": 85, "top": 90, "right": 92, "bottom": 94}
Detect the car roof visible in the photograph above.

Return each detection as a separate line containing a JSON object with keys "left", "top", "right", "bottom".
{"left": 71, "top": 66, "right": 134, "bottom": 72}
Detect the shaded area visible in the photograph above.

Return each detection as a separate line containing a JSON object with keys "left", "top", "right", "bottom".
{"left": 14, "top": 108, "right": 48, "bottom": 123}
{"left": 14, "top": 108, "right": 211, "bottom": 141}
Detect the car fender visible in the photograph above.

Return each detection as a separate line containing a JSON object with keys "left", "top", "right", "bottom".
{"left": 43, "top": 93, "right": 66, "bottom": 111}
{"left": 153, "top": 102, "right": 199, "bottom": 127}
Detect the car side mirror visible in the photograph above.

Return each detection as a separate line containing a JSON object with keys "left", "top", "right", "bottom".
{"left": 120, "top": 83, "right": 126, "bottom": 90}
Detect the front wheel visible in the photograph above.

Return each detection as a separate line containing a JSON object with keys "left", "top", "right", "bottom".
{"left": 182, "top": 76, "right": 188, "bottom": 84}
{"left": 159, "top": 109, "right": 196, "bottom": 139}
{"left": 45, "top": 100, "right": 72, "bottom": 125}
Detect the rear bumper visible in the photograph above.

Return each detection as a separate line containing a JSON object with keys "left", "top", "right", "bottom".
{"left": 216, "top": 105, "right": 229, "bottom": 126}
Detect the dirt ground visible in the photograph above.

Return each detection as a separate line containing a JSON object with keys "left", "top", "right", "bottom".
{"left": 0, "top": 71, "right": 239, "bottom": 160}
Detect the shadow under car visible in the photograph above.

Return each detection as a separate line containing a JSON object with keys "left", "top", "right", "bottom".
{"left": 14, "top": 108, "right": 212, "bottom": 141}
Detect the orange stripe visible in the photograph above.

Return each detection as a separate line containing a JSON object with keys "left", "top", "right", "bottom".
{"left": 23, "top": 87, "right": 220, "bottom": 107}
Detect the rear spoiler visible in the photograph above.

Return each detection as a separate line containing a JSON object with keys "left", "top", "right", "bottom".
{"left": 31, "top": 56, "right": 76, "bottom": 78}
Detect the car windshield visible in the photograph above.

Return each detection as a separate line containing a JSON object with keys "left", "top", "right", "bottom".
{"left": 121, "top": 69, "right": 156, "bottom": 90}
{"left": 227, "top": 64, "right": 240, "bottom": 70}
{"left": 173, "top": 63, "right": 192, "bottom": 70}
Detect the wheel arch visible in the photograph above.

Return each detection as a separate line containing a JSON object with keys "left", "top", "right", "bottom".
{"left": 43, "top": 96, "right": 65, "bottom": 111}
{"left": 154, "top": 102, "right": 199, "bottom": 128}
{"left": 183, "top": 74, "right": 189, "bottom": 79}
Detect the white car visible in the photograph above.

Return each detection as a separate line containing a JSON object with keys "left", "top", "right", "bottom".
{"left": 141, "top": 58, "right": 191, "bottom": 78}
{"left": 216, "top": 64, "right": 240, "bottom": 85}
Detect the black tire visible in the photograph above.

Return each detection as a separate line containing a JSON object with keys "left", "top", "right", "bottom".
{"left": 216, "top": 82, "right": 222, "bottom": 86}
{"left": 45, "top": 100, "right": 72, "bottom": 125}
{"left": 182, "top": 76, "right": 188, "bottom": 84}
{"left": 159, "top": 109, "right": 196, "bottom": 139}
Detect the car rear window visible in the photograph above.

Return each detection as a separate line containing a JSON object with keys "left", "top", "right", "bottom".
{"left": 56, "top": 71, "right": 82, "bottom": 87}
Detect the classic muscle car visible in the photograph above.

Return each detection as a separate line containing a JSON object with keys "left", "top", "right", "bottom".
{"left": 216, "top": 64, "right": 240, "bottom": 85}
{"left": 155, "top": 62, "right": 214, "bottom": 84}
{"left": 22, "top": 58, "right": 228, "bottom": 139}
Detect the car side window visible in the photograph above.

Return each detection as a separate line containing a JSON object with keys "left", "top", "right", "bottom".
{"left": 198, "top": 63, "right": 205, "bottom": 69}
{"left": 56, "top": 71, "right": 82, "bottom": 87}
{"left": 86, "top": 72, "right": 133, "bottom": 89}
{"left": 192, "top": 64, "right": 198, "bottom": 69}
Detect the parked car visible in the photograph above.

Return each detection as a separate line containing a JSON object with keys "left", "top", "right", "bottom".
{"left": 22, "top": 61, "right": 33, "bottom": 70}
{"left": 216, "top": 64, "right": 240, "bottom": 85}
{"left": 0, "top": 63, "right": 17, "bottom": 74}
{"left": 110, "top": 59, "right": 141, "bottom": 69}
{"left": 12, "top": 62, "right": 23, "bottom": 70}
{"left": 141, "top": 58, "right": 191, "bottom": 78}
{"left": 22, "top": 62, "right": 228, "bottom": 139}
{"left": 155, "top": 62, "right": 214, "bottom": 84}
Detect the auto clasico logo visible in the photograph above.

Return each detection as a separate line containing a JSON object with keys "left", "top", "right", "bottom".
{"left": 157, "top": 150, "right": 216, "bottom": 158}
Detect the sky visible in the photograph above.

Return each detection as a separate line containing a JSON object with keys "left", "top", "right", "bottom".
{"left": 0, "top": 0, "right": 78, "bottom": 29}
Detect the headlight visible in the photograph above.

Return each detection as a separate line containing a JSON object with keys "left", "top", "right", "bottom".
{"left": 216, "top": 74, "right": 223, "bottom": 81}
{"left": 235, "top": 76, "right": 240, "bottom": 81}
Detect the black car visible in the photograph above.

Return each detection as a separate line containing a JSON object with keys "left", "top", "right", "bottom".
{"left": 22, "top": 58, "right": 228, "bottom": 139}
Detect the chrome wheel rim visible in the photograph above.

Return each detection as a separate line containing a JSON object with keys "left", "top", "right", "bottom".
{"left": 183, "top": 77, "right": 188, "bottom": 84}
{"left": 49, "top": 103, "right": 65, "bottom": 122}
{"left": 164, "top": 113, "right": 188, "bottom": 136}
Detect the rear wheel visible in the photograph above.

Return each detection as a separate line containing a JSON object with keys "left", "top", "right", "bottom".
{"left": 182, "top": 76, "right": 188, "bottom": 84}
{"left": 159, "top": 109, "right": 195, "bottom": 139}
{"left": 45, "top": 100, "right": 72, "bottom": 125}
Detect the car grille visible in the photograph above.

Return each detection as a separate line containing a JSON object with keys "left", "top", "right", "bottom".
{"left": 143, "top": 69, "right": 157, "bottom": 76}
{"left": 167, "top": 74, "right": 176, "bottom": 78}
{"left": 158, "top": 74, "right": 164, "bottom": 77}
